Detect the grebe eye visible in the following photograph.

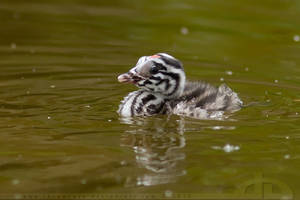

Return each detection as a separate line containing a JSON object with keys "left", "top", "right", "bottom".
{"left": 150, "top": 67, "right": 159, "bottom": 74}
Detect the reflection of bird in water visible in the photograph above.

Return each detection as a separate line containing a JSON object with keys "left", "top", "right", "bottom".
{"left": 118, "top": 53, "right": 242, "bottom": 119}
{"left": 120, "top": 117, "right": 186, "bottom": 186}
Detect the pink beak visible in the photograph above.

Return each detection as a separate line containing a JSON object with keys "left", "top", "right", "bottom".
{"left": 118, "top": 72, "right": 145, "bottom": 84}
{"left": 117, "top": 73, "right": 132, "bottom": 83}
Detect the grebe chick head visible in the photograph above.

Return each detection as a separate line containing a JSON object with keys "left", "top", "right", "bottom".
{"left": 118, "top": 53, "right": 186, "bottom": 99}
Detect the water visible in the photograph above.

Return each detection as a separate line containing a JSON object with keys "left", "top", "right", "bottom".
{"left": 0, "top": 0, "right": 300, "bottom": 197}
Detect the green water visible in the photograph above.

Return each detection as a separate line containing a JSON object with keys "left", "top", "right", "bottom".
{"left": 0, "top": 0, "right": 300, "bottom": 198}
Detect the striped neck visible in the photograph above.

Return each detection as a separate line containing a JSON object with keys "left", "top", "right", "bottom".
{"left": 118, "top": 90, "right": 167, "bottom": 117}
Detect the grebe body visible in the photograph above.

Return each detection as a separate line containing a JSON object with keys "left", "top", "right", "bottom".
{"left": 118, "top": 53, "right": 242, "bottom": 118}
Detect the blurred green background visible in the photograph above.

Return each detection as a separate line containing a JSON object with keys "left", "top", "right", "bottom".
{"left": 0, "top": 0, "right": 300, "bottom": 198}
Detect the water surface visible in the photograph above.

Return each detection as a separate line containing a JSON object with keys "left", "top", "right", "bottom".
{"left": 0, "top": 0, "right": 300, "bottom": 198}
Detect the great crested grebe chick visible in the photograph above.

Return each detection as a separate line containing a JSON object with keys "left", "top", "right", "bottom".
{"left": 117, "top": 53, "right": 242, "bottom": 118}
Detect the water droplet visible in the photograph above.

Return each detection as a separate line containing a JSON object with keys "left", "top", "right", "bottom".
{"left": 50, "top": 85, "right": 56, "bottom": 88}
{"left": 47, "top": 116, "right": 51, "bottom": 120}
{"left": 274, "top": 80, "right": 278, "bottom": 83}
{"left": 11, "top": 43, "right": 16, "bottom": 49}
{"left": 212, "top": 126, "right": 222, "bottom": 130}
{"left": 12, "top": 179, "right": 20, "bottom": 185}
{"left": 285, "top": 136, "right": 290, "bottom": 139}
{"left": 223, "top": 144, "right": 240, "bottom": 153}
{"left": 120, "top": 160, "right": 127, "bottom": 166}
{"left": 108, "top": 119, "right": 112, "bottom": 122}
{"left": 220, "top": 77, "right": 224, "bottom": 82}
{"left": 211, "top": 126, "right": 235, "bottom": 130}
{"left": 293, "top": 35, "right": 300, "bottom": 42}
{"left": 211, "top": 146, "right": 222, "bottom": 150}
{"left": 226, "top": 71, "right": 233, "bottom": 75}
{"left": 165, "top": 190, "right": 173, "bottom": 198}
{"left": 180, "top": 27, "right": 189, "bottom": 35}
{"left": 85, "top": 105, "right": 91, "bottom": 108}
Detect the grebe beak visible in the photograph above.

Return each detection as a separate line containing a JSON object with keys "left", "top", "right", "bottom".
{"left": 117, "top": 73, "right": 132, "bottom": 83}
{"left": 118, "top": 72, "right": 144, "bottom": 84}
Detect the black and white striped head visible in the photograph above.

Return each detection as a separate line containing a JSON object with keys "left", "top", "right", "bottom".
{"left": 118, "top": 53, "right": 186, "bottom": 99}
